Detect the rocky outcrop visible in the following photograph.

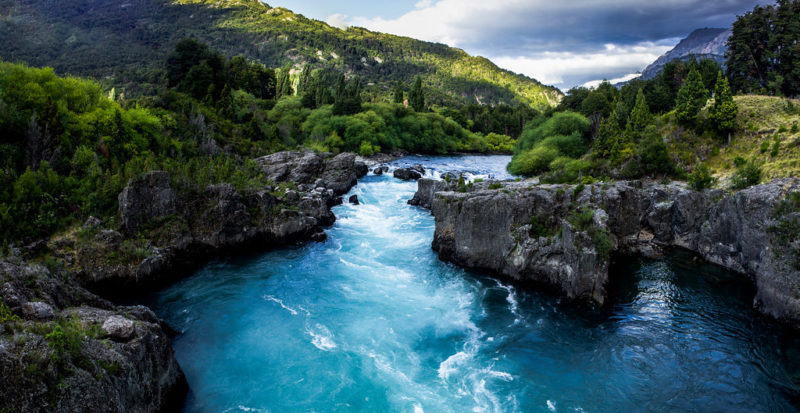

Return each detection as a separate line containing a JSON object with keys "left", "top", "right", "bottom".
{"left": 0, "top": 259, "right": 186, "bottom": 412}
{"left": 393, "top": 168, "right": 422, "bottom": 181}
{"left": 83, "top": 151, "right": 366, "bottom": 296}
{"left": 254, "top": 151, "right": 368, "bottom": 195}
{"left": 421, "top": 179, "right": 800, "bottom": 325}
{"left": 408, "top": 178, "right": 457, "bottom": 209}
{"left": 118, "top": 171, "right": 177, "bottom": 235}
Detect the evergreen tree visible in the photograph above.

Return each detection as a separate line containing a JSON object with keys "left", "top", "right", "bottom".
{"left": 314, "top": 73, "right": 332, "bottom": 108}
{"left": 297, "top": 65, "right": 313, "bottom": 95}
{"left": 332, "top": 76, "right": 362, "bottom": 115}
{"left": 228, "top": 56, "right": 250, "bottom": 91}
{"left": 251, "top": 65, "right": 276, "bottom": 100}
{"left": 409, "top": 76, "right": 425, "bottom": 112}
{"left": 675, "top": 66, "right": 708, "bottom": 128}
{"left": 334, "top": 73, "right": 346, "bottom": 102}
{"left": 181, "top": 61, "right": 214, "bottom": 100}
{"left": 594, "top": 105, "right": 622, "bottom": 159}
{"left": 393, "top": 81, "right": 404, "bottom": 104}
{"left": 166, "top": 38, "right": 210, "bottom": 88}
{"left": 580, "top": 90, "right": 612, "bottom": 118}
{"left": 708, "top": 72, "right": 738, "bottom": 144}
{"left": 637, "top": 126, "right": 673, "bottom": 175}
{"left": 276, "top": 65, "right": 293, "bottom": 98}
{"left": 627, "top": 88, "right": 652, "bottom": 133}
{"left": 726, "top": 1, "right": 800, "bottom": 95}
{"left": 218, "top": 84, "right": 234, "bottom": 118}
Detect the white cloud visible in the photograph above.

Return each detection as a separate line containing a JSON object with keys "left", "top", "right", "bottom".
{"left": 583, "top": 74, "right": 642, "bottom": 89}
{"left": 343, "top": 0, "right": 762, "bottom": 88}
{"left": 492, "top": 43, "right": 672, "bottom": 89}
{"left": 326, "top": 13, "right": 349, "bottom": 30}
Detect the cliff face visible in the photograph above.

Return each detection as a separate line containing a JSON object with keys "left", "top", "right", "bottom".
{"left": 420, "top": 178, "right": 800, "bottom": 325}
{"left": 74, "top": 151, "right": 367, "bottom": 296}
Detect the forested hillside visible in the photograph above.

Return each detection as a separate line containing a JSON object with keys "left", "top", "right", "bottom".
{"left": 0, "top": 0, "right": 561, "bottom": 108}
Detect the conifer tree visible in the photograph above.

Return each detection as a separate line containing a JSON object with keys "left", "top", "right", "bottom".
{"left": 708, "top": 71, "right": 738, "bottom": 144}
{"left": 594, "top": 106, "right": 622, "bottom": 159}
{"left": 394, "top": 81, "right": 404, "bottom": 104}
{"left": 218, "top": 84, "right": 233, "bottom": 118}
{"left": 296, "top": 65, "right": 313, "bottom": 95}
{"left": 409, "top": 76, "right": 425, "bottom": 112}
{"left": 675, "top": 66, "right": 708, "bottom": 128}
{"left": 276, "top": 65, "right": 293, "bottom": 98}
{"left": 627, "top": 88, "right": 652, "bottom": 133}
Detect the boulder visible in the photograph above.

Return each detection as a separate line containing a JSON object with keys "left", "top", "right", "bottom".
{"left": 354, "top": 162, "right": 369, "bottom": 178}
{"left": 349, "top": 195, "right": 360, "bottom": 205}
{"left": 102, "top": 315, "right": 136, "bottom": 341}
{"left": 20, "top": 301, "right": 55, "bottom": 321}
{"left": 373, "top": 166, "right": 389, "bottom": 175}
{"left": 394, "top": 168, "right": 422, "bottom": 181}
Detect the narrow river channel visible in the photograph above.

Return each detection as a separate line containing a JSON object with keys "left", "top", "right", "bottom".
{"left": 148, "top": 155, "right": 800, "bottom": 413}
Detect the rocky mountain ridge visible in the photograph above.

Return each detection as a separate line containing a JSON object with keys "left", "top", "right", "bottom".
{"left": 641, "top": 27, "right": 731, "bottom": 80}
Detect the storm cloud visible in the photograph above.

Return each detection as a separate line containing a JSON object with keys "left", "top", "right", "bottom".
{"left": 346, "top": 0, "right": 772, "bottom": 89}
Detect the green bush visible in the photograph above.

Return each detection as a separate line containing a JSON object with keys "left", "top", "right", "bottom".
{"left": 567, "top": 207, "right": 595, "bottom": 231}
{"left": 538, "top": 133, "right": 588, "bottom": 158}
{"left": 688, "top": 164, "right": 715, "bottom": 191}
{"left": 0, "top": 301, "right": 20, "bottom": 326}
{"left": 46, "top": 319, "right": 85, "bottom": 363}
{"left": 590, "top": 227, "right": 614, "bottom": 263}
{"left": 507, "top": 146, "right": 560, "bottom": 176}
{"left": 760, "top": 140, "right": 771, "bottom": 154}
{"left": 515, "top": 111, "right": 590, "bottom": 153}
{"left": 529, "top": 215, "right": 557, "bottom": 238}
{"left": 731, "top": 159, "right": 762, "bottom": 189}
{"left": 770, "top": 139, "right": 780, "bottom": 158}
{"left": 637, "top": 126, "right": 673, "bottom": 175}
{"left": 488, "top": 182, "right": 503, "bottom": 190}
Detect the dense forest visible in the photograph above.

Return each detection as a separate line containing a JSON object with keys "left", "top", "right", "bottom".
{"left": 0, "top": 34, "right": 528, "bottom": 246}
{"left": 0, "top": 0, "right": 561, "bottom": 108}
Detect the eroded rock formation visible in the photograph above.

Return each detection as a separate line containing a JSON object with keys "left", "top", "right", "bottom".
{"left": 415, "top": 178, "right": 800, "bottom": 325}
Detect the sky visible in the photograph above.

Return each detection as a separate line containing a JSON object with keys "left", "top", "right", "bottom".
{"left": 272, "top": 0, "right": 772, "bottom": 90}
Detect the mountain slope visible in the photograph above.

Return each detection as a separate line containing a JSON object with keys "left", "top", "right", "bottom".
{"left": 0, "top": 0, "right": 561, "bottom": 108}
{"left": 641, "top": 28, "right": 730, "bottom": 80}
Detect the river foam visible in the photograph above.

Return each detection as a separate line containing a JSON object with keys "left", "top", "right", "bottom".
{"left": 149, "top": 155, "right": 799, "bottom": 413}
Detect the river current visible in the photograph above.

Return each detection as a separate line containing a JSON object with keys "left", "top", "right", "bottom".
{"left": 148, "top": 155, "right": 800, "bottom": 412}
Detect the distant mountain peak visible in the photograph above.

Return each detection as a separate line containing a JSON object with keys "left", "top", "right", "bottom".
{"left": 640, "top": 27, "right": 731, "bottom": 80}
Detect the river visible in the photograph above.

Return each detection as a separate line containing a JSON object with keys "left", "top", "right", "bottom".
{"left": 148, "top": 155, "right": 800, "bottom": 413}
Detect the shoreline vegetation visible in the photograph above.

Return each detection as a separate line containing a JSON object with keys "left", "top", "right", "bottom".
{"left": 0, "top": 0, "right": 799, "bottom": 411}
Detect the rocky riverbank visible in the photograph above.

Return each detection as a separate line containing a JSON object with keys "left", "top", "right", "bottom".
{"left": 0, "top": 151, "right": 372, "bottom": 412}
{"left": 413, "top": 177, "right": 800, "bottom": 326}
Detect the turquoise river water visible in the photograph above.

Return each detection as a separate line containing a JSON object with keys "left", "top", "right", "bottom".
{"left": 148, "top": 156, "right": 800, "bottom": 413}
